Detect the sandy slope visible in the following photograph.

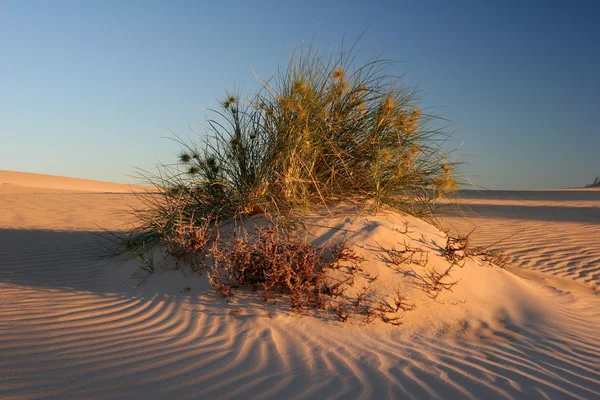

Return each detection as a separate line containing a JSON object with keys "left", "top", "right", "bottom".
{"left": 0, "top": 172, "right": 599, "bottom": 399}
{"left": 0, "top": 170, "right": 147, "bottom": 231}
{"left": 0, "top": 170, "right": 142, "bottom": 193}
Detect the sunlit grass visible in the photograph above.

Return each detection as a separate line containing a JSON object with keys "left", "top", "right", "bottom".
{"left": 124, "top": 39, "right": 460, "bottom": 256}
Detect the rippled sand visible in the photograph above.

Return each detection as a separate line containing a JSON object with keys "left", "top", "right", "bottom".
{"left": 1, "top": 172, "right": 598, "bottom": 399}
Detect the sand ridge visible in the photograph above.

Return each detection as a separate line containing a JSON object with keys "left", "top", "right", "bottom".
{"left": 0, "top": 170, "right": 145, "bottom": 193}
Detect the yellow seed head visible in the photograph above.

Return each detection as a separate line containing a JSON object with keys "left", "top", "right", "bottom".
{"left": 223, "top": 95, "right": 238, "bottom": 109}
{"left": 406, "top": 108, "right": 420, "bottom": 133}
{"left": 409, "top": 108, "right": 421, "bottom": 128}
{"left": 297, "top": 104, "right": 306, "bottom": 119}
{"left": 280, "top": 96, "right": 297, "bottom": 113}
{"left": 394, "top": 113, "right": 407, "bottom": 131}
{"left": 333, "top": 68, "right": 345, "bottom": 80}
{"left": 384, "top": 96, "right": 396, "bottom": 112}
{"left": 357, "top": 102, "right": 366, "bottom": 115}
{"left": 442, "top": 176, "right": 457, "bottom": 193}
{"left": 396, "top": 164, "right": 405, "bottom": 176}
{"left": 292, "top": 80, "right": 306, "bottom": 95}
{"left": 379, "top": 148, "right": 393, "bottom": 162}
{"left": 402, "top": 153, "right": 412, "bottom": 167}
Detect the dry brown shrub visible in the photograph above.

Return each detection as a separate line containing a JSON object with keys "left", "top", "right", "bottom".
{"left": 443, "top": 229, "right": 473, "bottom": 263}
{"left": 444, "top": 229, "right": 510, "bottom": 269}
{"left": 383, "top": 241, "right": 460, "bottom": 301}
{"left": 383, "top": 241, "right": 427, "bottom": 266}
{"left": 208, "top": 226, "right": 363, "bottom": 316}
{"left": 415, "top": 264, "right": 460, "bottom": 300}
{"left": 163, "top": 216, "right": 213, "bottom": 270}
{"left": 205, "top": 226, "right": 420, "bottom": 324}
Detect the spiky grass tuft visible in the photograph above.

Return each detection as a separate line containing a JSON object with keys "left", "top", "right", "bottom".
{"left": 124, "top": 38, "right": 461, "bottom": 281}
{"left": 252, "top": 42, "right": 460, "bottom": 216}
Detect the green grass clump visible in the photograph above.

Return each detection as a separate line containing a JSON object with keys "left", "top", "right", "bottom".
{"left": 256, "top": 45, "right": 457, "bottom": 214}
{"left": 126, "top": 40, "right": 459, "bottom": 257}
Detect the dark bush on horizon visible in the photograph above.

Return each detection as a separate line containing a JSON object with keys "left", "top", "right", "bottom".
{"left": 586, "top": 177, "right": 600, "bottom": 188}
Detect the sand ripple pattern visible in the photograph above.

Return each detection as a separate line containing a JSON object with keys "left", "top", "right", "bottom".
{"left": 442, "top": 191, "right": 600, "bottom": 291}
{"left": 1, "top": 225, "right": 599, "bottom": 399}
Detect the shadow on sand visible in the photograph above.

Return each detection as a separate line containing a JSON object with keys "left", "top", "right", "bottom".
{"left": 450, "top": 203, "right": 600, "bottom": 224}
{"left": 1, "top": 217, "right": 599, "bottom": 398}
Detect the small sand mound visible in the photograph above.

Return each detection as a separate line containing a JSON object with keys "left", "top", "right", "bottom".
{"left": 303, "top": 212, "right": 547, "bottom": 328}
{"left": 142, "top": 210, "right": 566, "bottom": 332}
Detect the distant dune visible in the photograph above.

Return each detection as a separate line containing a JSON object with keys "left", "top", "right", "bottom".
{"left": 0, "top": 170, "right": 149, "bottom": 231}
{"left": 0, "top": 170, "right": 146, "bottom": 193}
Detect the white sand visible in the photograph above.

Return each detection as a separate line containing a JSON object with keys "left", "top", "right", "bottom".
{"left": 0, "top": 172, "right": 599, "bottom": 399}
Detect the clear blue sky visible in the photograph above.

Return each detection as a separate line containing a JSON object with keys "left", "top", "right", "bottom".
{"left": 1, "top": 0, "right": 598, "bottom": 189}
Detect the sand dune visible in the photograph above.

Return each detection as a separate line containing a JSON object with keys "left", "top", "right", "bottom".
{"left": 1, "top": 172, "right": 599, "bottom": 399}
{"left": 0, "top": 170, "right": 143, "bottom": 193}
{"left": 0, "top": 171, "right": 148, "bottom": 231}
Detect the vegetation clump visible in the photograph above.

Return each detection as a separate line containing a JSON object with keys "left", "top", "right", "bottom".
{"left": 208, "top": 227, "right": 364, "bottom": 313}
{"left": 125, "top": 40, "right": 462, "bottom": 323}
